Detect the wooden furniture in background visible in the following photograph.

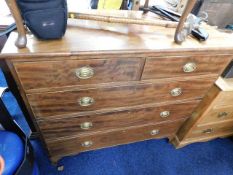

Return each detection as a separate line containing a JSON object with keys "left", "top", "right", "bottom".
{"left": 0, "top": 10, "right": 233, "bottom": 163}
{"left": 173, "top": 77, "right": 233, "bottom": 147}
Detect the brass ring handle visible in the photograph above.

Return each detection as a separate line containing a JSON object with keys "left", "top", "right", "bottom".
{"left": 150, "top": 129, "right": 160, "bottom": 136}
{"left": 81, "top": 141, "right": 93, "bottom": 147}
{"left": 80, "top": 122, "right": 93, "bottom": 130}
{"left": 170, "top": 88, "right": 182, "bottom": 97}
{"left": 183, "top": 62, "right": 197, "bottom": 73}
{"left": 75, "top": 66, "right": 94, "bottom": 79}
{"left": 218, "top": 112, "right": 228, "bottom": 118}
{"left": 78, "top": 97, "right": 95, "bottom": 107}
{"left": 160, "top": 111, "right": 170, "bottom": 118}
{"left": 202, "top": 128, "right": 213, "bottom": 134}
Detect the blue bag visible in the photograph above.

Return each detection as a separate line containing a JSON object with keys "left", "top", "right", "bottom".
{"left": 16, "top": 0, "right": 68, "bottom": 40}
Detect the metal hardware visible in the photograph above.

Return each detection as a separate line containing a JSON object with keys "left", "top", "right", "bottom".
{"left": 80, "top": 122, "right": 93, "bottom": 130}
{"left": 170, "top": 88, "right": 182, "bottom": 97}
{"left": 202, "top": 128, "right": 213, "bottom": 134}
{"left": 81, "top": 141, "right": 93, "bottom": 147}
{"left": 183, "top": 62, "right": 197, "bottom": 73}
{"left": 218, "top": 112, "right": 228, "bottom": 118}
{"left": 151, "top": 129, "right": 160, "bottom": 135}
{"left": 75, "top": 66, "right": 94, "bottom": 79}
{"left": 160, "top": 111, "right": 170, "bottom": 118}
{"left": 78, "top": 97, "right": 95, "bottom": 107}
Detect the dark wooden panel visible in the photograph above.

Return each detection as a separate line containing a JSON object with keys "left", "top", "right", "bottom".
{"left": 142, "top": 55, "right": 231, "bottom": 80}
{"left": 38, "top": 100, "right": 200, "bottom": 140}
{"left": 14, "top": 57, "right": 144, "bottom": 91}
{"left": 28, "top": 77, "right": 215, "bottom": 119}
{"left": 46, "top": 119, "right": 186, "bottom": 159}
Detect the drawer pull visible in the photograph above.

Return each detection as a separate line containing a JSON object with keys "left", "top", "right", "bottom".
{"left": 81, "top": 141, "right": 93, "bottom": 147}
{"left": 75, "top": 66, "right": 94, "bottom": 79}
{"left": 78, "top": 97, "right": 95, "bottom": 107}
{"left": 80, "top": 122, "right": 93, "bottom": 130}
{"left": 150, "top": 129, "right": 160, "bottom": 135}
{"left": 160, "top": 111, "right": 170, "bottom": 118}
{"left": 202, "top": 128, "right": 213, "bottom": 134}
{"left": 218, "top": 112, "right": 228, "bottom": 118}
{"left": 170, "top": 88, "right": 182, "bottom": 97}
{"left": 183, "top": 62, "right": 197, "bottom": 73}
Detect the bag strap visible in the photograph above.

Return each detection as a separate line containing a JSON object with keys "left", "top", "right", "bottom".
{"left": 0, "top": 23, "right": 16, "bottom": 37}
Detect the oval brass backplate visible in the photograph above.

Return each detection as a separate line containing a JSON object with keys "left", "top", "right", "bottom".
{"left": 160, "top": 111, "right": 170, "bottom": 118}
{"left": 78, "top": 97, "right": 95, "bottom": 107}
{"left": 183, "top": 62, "right": 197, "bottom": 73}
{"left": 75, "top": 66, "right": 94, "bottom": 79}
{"left": 80, "top": 122, "right": 93, "bottom": 130}
{"left": 170, "top": 88, "right": 182, "bottom": 97}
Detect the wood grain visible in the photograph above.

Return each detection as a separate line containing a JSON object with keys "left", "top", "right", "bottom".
{"left": 186, "top": 120, "right": 233, "bottom": 139}
{"left": 27, "top": 76, "right": 215, "bottom": 119}
{"left": 2, "top": 10, "right": 233, "bottom": 57}
{"left": 38, "top": 100, "right": 199, "bottom": 140}
{"left": 46, "top": 119, "right": 186, "bottom": 160}
{"left": 14, "top": 57, "right": 145, "bottom": 91}
{"left": 142, "top": 55, "right": 231, "bottom": 80}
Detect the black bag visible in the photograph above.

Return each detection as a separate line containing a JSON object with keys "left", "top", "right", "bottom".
{"left": 16, "top": 0, "right": 68, "bottom": 40}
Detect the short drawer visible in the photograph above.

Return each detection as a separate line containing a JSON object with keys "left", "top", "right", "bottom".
{"left": 198, "top": 106, "right": 233, "bottom": 126}
{"left": 187, "top": 120, "right": 233, "bottom": 139}
{"left": 38, "top": 100, "right": 199, "bottom": 140}
{"left": 142, "top": 55, "right": 230, "bottom": 80}
{"left": 28, "top": 76, "right": 214, "bottom": 119}
{"left": 46, "top": 119, "right": 185, "bottom": 159}
{"left": 13, "top": 57, "right": 144, "bottom": 91}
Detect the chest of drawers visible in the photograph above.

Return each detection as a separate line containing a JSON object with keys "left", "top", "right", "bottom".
{"left": 1, "top": 12, "right": 233, "bottom": 163}
{"left": 173, "top": 77, "right": 233, "bottom": 147}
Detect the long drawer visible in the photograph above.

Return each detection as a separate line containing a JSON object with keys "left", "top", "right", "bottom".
{"left": 46, "top": 119, "right": 186, "bottom": 159}
{"left": 38, "top": 100, "right": 199, "bottom": 140}
{"left": 13, "top": 57, "right": 144, "bottom": 91}
{"left": 28, "top": 77, "right": 215, "bottom": 119}
{"left": 142, "top": 55, "right": 230, "bottom": 80}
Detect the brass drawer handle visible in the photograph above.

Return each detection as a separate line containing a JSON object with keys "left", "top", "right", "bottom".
{"left": 160, "top": 111, "right": 170, "bottom": 118}
{"left": 183, "top": 62, "right": 197, "bottom": 73}
{"left": 151, "top": 129, "right": 160, "bottom": 135}
{"left": 202, "top": 128, "right": 213, "bottom": 134}
{"left": 80, "top": 122, "right": 93, "bottom": 130}
{"left": 75, "top": 66, "right": 94, "bottom": 79}
{"left": 78, "top": 97, "right": 95, "bottom": 107}
{"left": 170, "top": 88, "right": 182, "bottom": 97}
{"left": 218, "top": 112, "right": 228, "bottom": 118}
{"left": 81, "top": 141, "right": 93, "bottom": 147}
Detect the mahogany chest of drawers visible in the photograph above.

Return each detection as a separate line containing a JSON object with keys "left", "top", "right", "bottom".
{"left": 1, "top": 12, "right": 233, "bottom": 163}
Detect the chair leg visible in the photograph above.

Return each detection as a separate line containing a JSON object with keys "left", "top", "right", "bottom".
{"left": 5, "top": 0, "right": 27, "bottom": 48}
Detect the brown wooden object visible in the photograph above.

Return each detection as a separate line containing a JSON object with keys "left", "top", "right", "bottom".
{"left": 172, "top": 77, "right": 233, "bottom": 148}
{"left": 174, "top": 0, "right": 197, "bottom": 44}
{"left": 5, "top": 0, "right": 27, "bottom": 48}
{"left": 1, "top": 10, "right": 233, "bottom": 163}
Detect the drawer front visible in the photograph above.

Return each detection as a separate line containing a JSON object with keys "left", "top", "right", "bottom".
{"left": 14, "top": 57, "right": 144, "bottom": 91}
{"left": 28, "top": 77, "right": 214, "bottom": 119}
{"left": 187, "top": 120, "right": 233, "bottom": 139}
{"left": 198, "top": 106, "right": 233, "bottom": 126}
{"left": 38, "top": 100, "right": 199, "bottom": 140}
{"left": 142, "top": 55, "right": 230, "bottom": 80}
{"left": 46, "top": 119, "right": 185, "bottom": 158}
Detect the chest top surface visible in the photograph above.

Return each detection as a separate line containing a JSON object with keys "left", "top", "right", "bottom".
{"left": 1, "top": 10, "right": 233, "bottom": 59}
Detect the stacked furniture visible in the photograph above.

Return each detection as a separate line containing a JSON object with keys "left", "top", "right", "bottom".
{"left": 1, "top": 11, "right": 233, "bottom": 163}
{"left": 173, "top": 76, "right": 233, "bottom": 147}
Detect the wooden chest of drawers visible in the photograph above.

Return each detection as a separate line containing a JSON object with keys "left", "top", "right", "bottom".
{"left": 172, "top": 77, "right": 233, "bottom": 147}
{"left": 1, "top": 11, "right": 233, "bottom": 163}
